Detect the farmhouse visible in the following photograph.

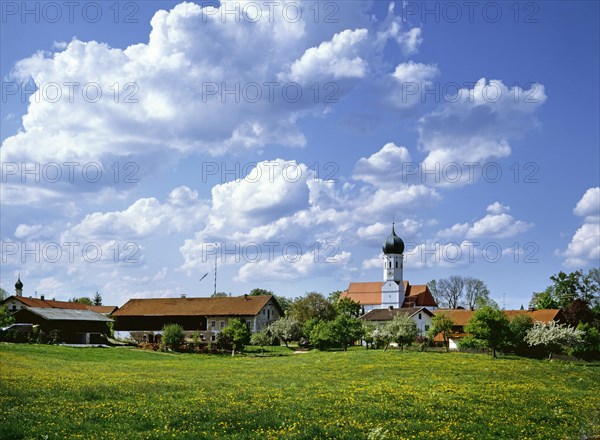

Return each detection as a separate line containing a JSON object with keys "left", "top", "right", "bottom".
{"left": 341, "top": 224, "right": 437, "bottom": 312}
{"left": 2, "top": 277, "right": 90, "bottom": 312}
{"left": 112, "top": 294, "right": 282, "bottom": 343}
{"left": 12, "top": 307, "right": 113, "bottom": 344}
{"left": 432, "top": 308, "right": 565, "bottom": 350}
{"left": 2, "top": 277, "right": 115, "bottom": 343}
{"left": 360, "top": 307, "right": 434, "bottom": 336}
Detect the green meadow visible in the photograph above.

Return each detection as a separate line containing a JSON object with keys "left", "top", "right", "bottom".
{"left": 1, "top": 343, "right": 599, "bottom": 440}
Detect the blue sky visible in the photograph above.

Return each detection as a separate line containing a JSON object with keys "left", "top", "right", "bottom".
{"left": 1, "top": 1, "right": 598, "bottom": 308}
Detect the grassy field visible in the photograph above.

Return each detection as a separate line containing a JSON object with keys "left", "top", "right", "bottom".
{"left": 1, "top": 344, "right": 599, "bottom": 440}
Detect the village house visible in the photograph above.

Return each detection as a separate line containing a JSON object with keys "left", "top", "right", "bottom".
{"left": 360, "top": 307, "right": 434, "bottom": 336}
{"left": 432, "top": 308, "right": 565, "bottom": 350}
{"left": 112, "top": 294, "right": 282, "bottom": 343}
{"left": 2, "top": 277, "right": 113, "bottom": 343}
{"left": 12, "top": 307, "right": 113, "bottom": 344}
{"left": 2, "top": 277, "right": 90, "bottom": 312}
{"left": 341, "top": 224, "right": 437, "bottom": 315}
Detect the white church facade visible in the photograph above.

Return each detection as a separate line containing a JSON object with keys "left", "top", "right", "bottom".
{"left": 341, "top": 224, "right": 438, "bottom": 312}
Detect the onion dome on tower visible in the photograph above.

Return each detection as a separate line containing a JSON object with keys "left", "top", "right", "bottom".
{"left": 15, "top": 276, "right": 23, "bottom": 297}
{"left": 382, "top": 223, "right": 404, "bottom": 255}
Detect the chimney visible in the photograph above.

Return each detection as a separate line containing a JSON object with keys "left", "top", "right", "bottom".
{"left": 180, "top": 294, "right": 187, "bottom": 299}
{"left": 40, "top": 295, "right": 45, "bottom": 301}
{"left": 528, "top": 306, "right": 535, "bottom": 312}
{"left": 244, "top": 294, "right": 249, "bottom": 301}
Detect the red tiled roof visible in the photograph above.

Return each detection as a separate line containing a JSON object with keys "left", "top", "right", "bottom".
{"left": 341, "top": 281, "right": 437, "bottom": 308}
{"left": 432, "top": 309, "right": 563, "bottom": 326}
{"left": 340, "top": 282, "right": 382, "bottom": 305}
{"left": 85, "top": 305, "right": 119, "bottom": 315}
{"left": 112, "top": 295, "right": 276, "bottom": 317}
{"left": 504, "top": 309, "right": 564, "bottom": 323}
{"left": 3, "top": 296, "right": 89, "bottom": 310}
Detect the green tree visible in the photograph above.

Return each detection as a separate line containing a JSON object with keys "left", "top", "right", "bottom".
{"left": 248, "top": 288, "right": 273, "bottom": 296}
{"left": 69, "top": 297, "right": 93, "bottom": 305}
{"left": 525, "top": 321, "right": 584, "bottom": 360}
{"left": 330, "top": 314, "right": 364, "bottom": 351}
{"left": 288, "top": 292, "right": 336, "bottom": 325}
{"left": 273, "top": 295, "right": 292, "bottom": 314}
{"left": 573, "top": 322, "right": 600, "bottom": 360}
{"left": 160, "top": 324, "right": 185, "bottom": 351}
{"left": 507, "top": 313, "right": 534, "bottom": 354}
{"left": 551, "top": 271, "right": 584, "bottom": 308}
{"left": 427, "top": 313, "right": 454, "bottom": 352}
{"left": 529, "top": 287, "right": 559, "bottom": 309}
{"left": 307, "top": 320, "right": 336, "bottom": 350}
{"left": 362, "top": 322, "right": 376, "bottom": 349}
{"left": 250, "top": 329, "right": 272, "bottom": 354}
{"left": 211, "top": 292, "right": 229, "bottom": 298}
{"left": 465, "top": 306, "right": 510, "bottom": 358}
{"left": 93, "top": 291, "right": 102, "bottom": 306}
{"left": 269, "top": 316, "right": 301, "bottom": 348}
{"left": 530, "top": 269, "right": 600, "bottom": 310}
{"left": 220, "top": 319, "right": 250, "bottom": 355}
{"left": 335, "top": 297, "right": 362, "bottom": 318}
{"left": 0, "top": 288, "right": 8, "bottom": 301}
{"left": 328, "top": 290, "right": 343, "bottom": 303}
{"left": 382, "top": 314, "right": 419, "bottom": 351}
{"left": 0, "top": 305, "right": 15, "bottom": 328}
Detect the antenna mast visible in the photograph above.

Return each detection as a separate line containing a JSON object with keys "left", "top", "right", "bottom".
{"left": 213, "top": 249, "right": 218, "bottom": 297}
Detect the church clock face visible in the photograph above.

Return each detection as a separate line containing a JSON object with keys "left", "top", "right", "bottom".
{"left": 387, "top": 270, "right": 393, "bottom": 277}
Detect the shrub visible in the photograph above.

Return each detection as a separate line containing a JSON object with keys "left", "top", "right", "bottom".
{"left": 250, "top": 329, "right": 273, "bottom": 353}
{"left": 160, "top": 324, "right": 185, "bottom": 351}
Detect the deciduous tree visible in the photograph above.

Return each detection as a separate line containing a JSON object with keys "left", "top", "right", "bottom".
{"left": 330, "top": 314, "right": 364, "bottom": 351}
{"left": 288, "top": 292, "right": 336, "bottom": 324}
{"left": 465, "top": 306, "right": 510, "bottom": 358}
{"left": 160, "top": 324, "right": 184, "bottom": 351}
{"left": 220, "top": 319, "right": 251, "bottom": 355}
{"left": 427, "top": 313, "right": 454, "bottom": 352}
{"left": 269, "top": 316, "right": 301, "bottom": 348}
{"left": 507, "top": 313, "right": 534, "bottom": 354}
{"left": 69, "top": 297, "right": 93, "bottom": 305}
{"left": 464, "top": 277, "right": 490, "bottom": 310}
{"left": 382, "top": 314, "right": 419, "bottom": 351}
{"left": 335, "top": 297, "right": 362, "bottom": 318}
{"left": 525, "top": 321, "right": 583, "bottom": 359}
{"left": 250, "top": 329, "right": 272, "bottom": 354}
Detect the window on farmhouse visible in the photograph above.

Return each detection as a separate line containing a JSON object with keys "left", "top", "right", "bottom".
{"left": 418, "top": 313, "right": 422, "bottom": 320}
{"left": 220, "top": 321, "right": 225, "bottom": 329}
{"left": 211, "top": 335, "right": 216, "bottom": 342}
{"left": 425, "top": 325, "right": 430, "bottom": 331}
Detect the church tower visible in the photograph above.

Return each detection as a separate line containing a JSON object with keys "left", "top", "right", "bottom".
{"left": 15, "top": 276, "right": 23, "bottom": 297}
{"left": 381, "top": 224, "right": 405, "bottom": 308}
